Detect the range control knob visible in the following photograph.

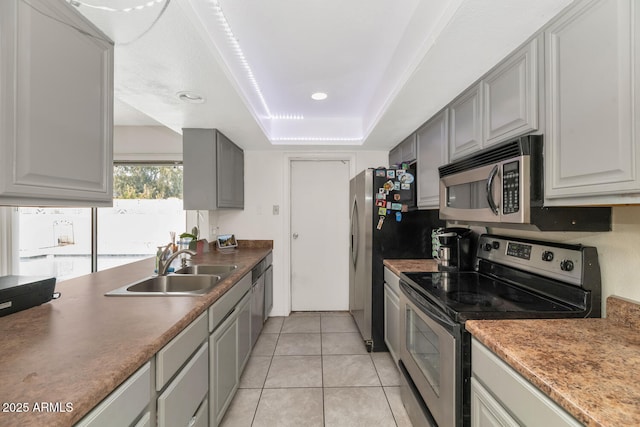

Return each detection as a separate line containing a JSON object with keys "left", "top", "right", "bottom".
{"left": 492, "top": 241, "right": 500, "bottom": 250}
{"left": 560, "top": 259, "right": 575, "bottom": 272}
{"left": 483, "top": 243, "right": 493, "bottom": 251}
{"left": 542, "top": 251, "right": 554, "bottom": 262}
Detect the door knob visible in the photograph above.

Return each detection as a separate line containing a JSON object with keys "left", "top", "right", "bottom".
{"left": 293, "top": 233, "right": 299, "bottom": 239}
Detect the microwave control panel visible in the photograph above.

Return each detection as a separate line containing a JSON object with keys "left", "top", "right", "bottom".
{"left": 502, "top": 161, "right": 520, "bottom": 214}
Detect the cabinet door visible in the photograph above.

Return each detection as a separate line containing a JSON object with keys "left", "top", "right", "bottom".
{"left": 417, "top": 109, "right": 448, "bottom": 208}
{"left": 483, "top": 36, "right": 539, "bottom": 146}
{"left": 264, "top": 265, "right": 273, "bottom": 321}
{"left": 0, "top": 0, "right": 113, "bottom": 206}
{"left": 250, "top": 275, "right": 265, "bottom": 347}
{"left": 449, "top": 84, "right": 483, "bottom": 160}
{"left": 544, "top": 0, "right": 640, "bottom": 203}
{"left": 471, "top": 378, "right": 519, "bottom": 427}
{"left": 237, "top": 291, "right": 252, "bottom": 374}
{"left": 389, "top": 134, "right": 417, "bottom": 167}
{"left": 383, "top": 282, "right": 400, "bottom": 365}
{"left": 210, "top": 309, "right": 239, "bottom": 426}
{"left": 400, "top": 134, "right": 417, "bottom": 164}
{"left": 216, "top": 132, "right": 244, "bottom": 209}
{"left": 389, "top": 145, "right": 402, "bottom": 168}
{"left": 183, "top": 128, "right": 218, "bottom": 210}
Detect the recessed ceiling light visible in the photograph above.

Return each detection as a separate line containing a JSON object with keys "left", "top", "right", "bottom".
{"left": 177, "top": 91, "right": 205, "bottom": 104}
{"left": 311, "top": 92, "right": 328, "bottom": 101}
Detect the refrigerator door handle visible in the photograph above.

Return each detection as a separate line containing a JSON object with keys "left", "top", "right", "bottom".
{"left": 351, "top": 198, "right": 359, "bottom": 267}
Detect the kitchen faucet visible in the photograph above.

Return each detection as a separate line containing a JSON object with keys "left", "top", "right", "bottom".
{"left": 157, "top": 244, "right": 197, "bottom": 276}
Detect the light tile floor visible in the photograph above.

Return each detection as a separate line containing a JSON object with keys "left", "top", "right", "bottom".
{"left": 220, "top": 312, "right": 413, "bottom": 427}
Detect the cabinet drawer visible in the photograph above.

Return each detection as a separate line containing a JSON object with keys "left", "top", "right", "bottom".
{"left": 156, "top": 311, "right": 208, "bottom": 390}
{"left": 191, "top": 397, "right": 208, "bottom": 427}
{"left": 209, "top": 273, "right": 252, "bottom": 332}
{"left": 472, "top": 339, "right": 581, "bottom": 426}
{"left": 76, "top": 362, "right": 150, "bottom": 427}
{"left": 157, "top": 342, "right": 209, "bottom": 427}
{"left": 133, "top": 412, "right": 151, "bottom": 427}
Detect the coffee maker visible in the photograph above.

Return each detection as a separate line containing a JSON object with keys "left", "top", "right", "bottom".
{"left": 434, "top": 227, "right": 474, "bottom": 272}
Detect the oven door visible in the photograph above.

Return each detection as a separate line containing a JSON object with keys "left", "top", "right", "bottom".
{"left": 399, "top": 281, "right": 462, "bottom": 427}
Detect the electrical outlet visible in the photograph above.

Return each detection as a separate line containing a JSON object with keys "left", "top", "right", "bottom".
{"left": 273, "top": 205, "right": 279, "bottom": 215}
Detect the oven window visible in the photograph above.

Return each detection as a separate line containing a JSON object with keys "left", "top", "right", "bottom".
{"left": 446, "top": 180, "right": 489, "bottom": 209}
{"left": 406, "top": 306, "right": 442, "bottom": 396}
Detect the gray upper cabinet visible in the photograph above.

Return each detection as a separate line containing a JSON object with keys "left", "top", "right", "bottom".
{"left": 417, "top": 109, "right": 448, "bottom": 209}
{"left": 0, "top": 0, "right": 114, "bottom": 206}
{"left": 483, "top": 36, "right": 540, "bottom": 147}
{"left": 449, "top": 84, "right": 483, "bottom": 160}
{"left": 544, "top": 0, "right": 640, "bottom": 205}
{"left": 389, "top": 134, "right": 417, "bottom": 167}
{"left": 183, "top": 129, "right": 244, "bottom": 210}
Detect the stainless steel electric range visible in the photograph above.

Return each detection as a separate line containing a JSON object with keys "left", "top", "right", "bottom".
{"left": 398, "top": 234, "right": 602, "bottom": 427}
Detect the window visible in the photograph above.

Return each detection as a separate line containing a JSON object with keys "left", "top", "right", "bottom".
{"left": 18, "top": 207, "right": 92, "bottom": 280}
{"left": 18, "top": 163, "right": 185, "bottom": 281}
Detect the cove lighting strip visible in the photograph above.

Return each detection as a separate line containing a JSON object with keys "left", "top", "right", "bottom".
{"left": 271, "top": 137, "right": 362, "bottom": 142}
{"left": 66, "top": 0, "right": 165, "bottom": 13}
{"left": 208, "top": 0, "right": 304, "bottom": 121}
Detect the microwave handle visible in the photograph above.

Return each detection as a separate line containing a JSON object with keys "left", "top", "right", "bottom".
{"left": 486, "top": 165, "right": 499, "bottom": 215}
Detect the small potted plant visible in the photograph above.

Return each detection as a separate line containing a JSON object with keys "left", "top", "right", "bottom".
{"left": 179, "top": 226, "right": 199, "bottom": 251}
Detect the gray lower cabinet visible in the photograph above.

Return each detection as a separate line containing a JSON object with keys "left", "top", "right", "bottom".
{"left": 155, "top": 311, "right": 209, "bottom": 427}
{"left": 75, "top": 363, "right": 151, "bottom": 427}
{"left": 183, "top": 128, "right": 244, "bottom": 210}
{"left": 251, "top": 273, "right": 265, "bottom": 347}
{"left": 210, "top": 307, "right": 239, "bottom": 426}
{"left": 209, "top": 273, "right": 253, "bottom": 427}
{"left": 157, "top": 343, "right": 209, "bottom": 427}
{"left": 237, "top": 291, "right": 252, "bottom": 375}
{"left": 0, "top": 0, "right": 113, "bottom": 206}
{"left": 471, "top": 338, "right": 581, "bottom": 427}
{"left": 264, "top": 265, "right": 274, "bottom": 321}
{"left": 383, "top": 267, "right": 400, "bottom": 365}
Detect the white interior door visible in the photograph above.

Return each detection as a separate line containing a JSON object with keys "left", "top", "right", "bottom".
{"left": 291, "top": 160, "right": 350, "bottom": 311}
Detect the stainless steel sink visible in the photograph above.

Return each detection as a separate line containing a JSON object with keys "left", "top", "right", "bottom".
{"left": 106, "top": 274, "right": 222, "bottom": 296}
{"left": 174, "top": 264, "right": 238, "bottom": 275}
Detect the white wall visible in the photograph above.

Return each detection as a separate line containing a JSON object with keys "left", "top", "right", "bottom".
{"left": 490, "top": 206, "right": 640, "bottom": 315}
{"left": 210, "top": 150, "right": 388, "bottom": 316}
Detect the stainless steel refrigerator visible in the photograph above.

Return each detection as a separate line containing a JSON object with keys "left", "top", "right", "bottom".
{"left": 349, "top": 168, "right": 443, "bottom": 352}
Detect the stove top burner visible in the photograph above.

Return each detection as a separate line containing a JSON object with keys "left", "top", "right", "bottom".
{"left": 448, "top": 291, "right": 502, "bottom": 307}
{"left": 402, "top": 271, "right": 583, "bottom": 322}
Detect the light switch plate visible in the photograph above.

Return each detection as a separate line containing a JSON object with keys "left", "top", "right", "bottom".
{"left": 273, "top": 205, "right": 279, "bottom": 215}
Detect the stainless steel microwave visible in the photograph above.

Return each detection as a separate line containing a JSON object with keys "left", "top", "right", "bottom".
{"left": 438, "top": 135, "right": 611, "bottom": 231}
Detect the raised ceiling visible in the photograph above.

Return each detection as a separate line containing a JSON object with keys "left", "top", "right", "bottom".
{"left": 71, "top": 0, "right": 573, "bottom": 150}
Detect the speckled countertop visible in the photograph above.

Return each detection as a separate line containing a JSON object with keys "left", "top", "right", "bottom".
{"left": 466, "top": 296, "right": 640, "bottom": 427}
{"left": 383, "top": 259, "right": 439, "bottom": 276}
{"left": 0, "top": 241, "right": 272, "bottom": 427}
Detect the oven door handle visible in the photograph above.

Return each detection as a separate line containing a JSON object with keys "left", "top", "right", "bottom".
{"left": 400, "top": 281, "right": 459, "bottom": 333}
{"left": 486, "top": 164, "right": 499, "bottom": 216}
